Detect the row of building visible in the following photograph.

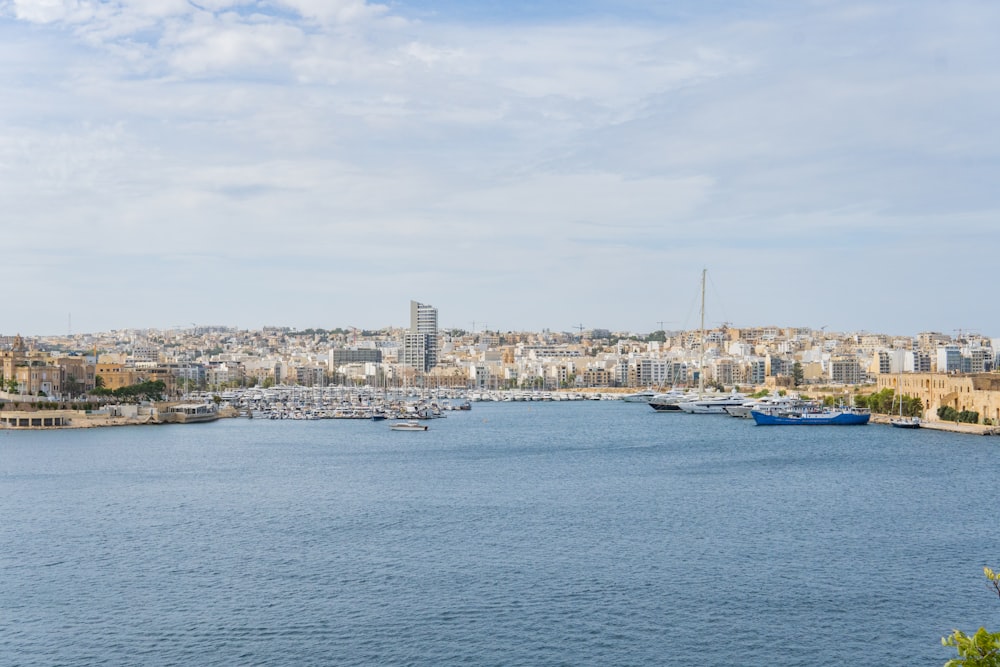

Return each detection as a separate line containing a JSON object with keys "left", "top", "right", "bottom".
{"left": 3, "top": 304, "right": 1000, "bottom": 417}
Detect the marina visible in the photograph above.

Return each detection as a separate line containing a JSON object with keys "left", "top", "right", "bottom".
{"left": 1, "top": 383, "right": 997, "bottom": 434}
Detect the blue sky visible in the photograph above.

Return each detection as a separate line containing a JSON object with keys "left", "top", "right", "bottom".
{"left": 2, "top": 0, "right": 998, "bottom": 337}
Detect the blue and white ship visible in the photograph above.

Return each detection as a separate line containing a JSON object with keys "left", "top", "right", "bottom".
{"left": 751, "top": 406, "right": 870, "bottom": 425}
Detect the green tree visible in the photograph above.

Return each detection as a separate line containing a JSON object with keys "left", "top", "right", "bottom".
{"left": 942, "top": 567, "right": 1000, "bottom": 666}
{"left": 939, "top": 406, "right": 960, "bottom": 422}
{"left": 901, "top": 395, "right": 924, "bottom": 418}
{"left": 959, "top": 410, "right": 981, "bottom": 424}
{"left": 792, "top": 362, "right": 804, "bottom": 387}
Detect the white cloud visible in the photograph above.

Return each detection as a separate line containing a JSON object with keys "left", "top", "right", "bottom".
{"left": 164, "top": 16, "right": 306, "bottom": 75}
{"left": 275, "top": 0, "right": 387, "bottom": 24}
{"left": 2, "top": 1, "right": 1000, "bottom": 334}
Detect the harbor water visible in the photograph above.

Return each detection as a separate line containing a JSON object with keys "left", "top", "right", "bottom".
{"left": 3, "top": 401, "right": 999, "bottom": 666}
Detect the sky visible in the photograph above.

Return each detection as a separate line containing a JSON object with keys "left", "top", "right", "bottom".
{"left": 2, "top": 0, "right": 999, "bottom": 337}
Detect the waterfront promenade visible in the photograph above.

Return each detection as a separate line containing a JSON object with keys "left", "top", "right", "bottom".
{"left": 0, "top": 404, "right": 237, "bottom": 429}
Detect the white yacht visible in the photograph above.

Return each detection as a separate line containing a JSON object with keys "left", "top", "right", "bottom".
{"left": 724, "top": 394, "right": 803, "bottom": 419}
{"left": 623, "top": 389, "right": 658, "bottom": 403}
{"left": 677, "top": 391, "right": 748, "bottom": 414}
{"left": 648, "top": 389, "right": 697, "bottom": 412}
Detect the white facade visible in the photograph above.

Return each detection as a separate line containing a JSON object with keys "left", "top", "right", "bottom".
{"left": 406, "top": 300, "right": 439, "bottom": 371}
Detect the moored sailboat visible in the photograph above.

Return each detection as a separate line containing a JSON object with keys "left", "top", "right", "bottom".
{"left": 889, "top": 372, "right": 921, "bottom": 428}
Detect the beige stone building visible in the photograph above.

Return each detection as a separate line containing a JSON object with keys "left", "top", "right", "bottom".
{"left": 876, "top": 372, "right": 1000, "bottom": 425}
{"left": 2, "top": 335, "right": 68, "bottom": 397}
{"left": 95, "top": 363, "right": 141, "bottom": 390}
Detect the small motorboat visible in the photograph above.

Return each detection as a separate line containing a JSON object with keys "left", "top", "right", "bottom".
{"left": 390, "top": 420, "right": 428, "bottom": 431}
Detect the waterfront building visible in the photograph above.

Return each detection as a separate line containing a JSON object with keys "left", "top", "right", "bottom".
{"left": 54, "top": 356, "right": 96, "bottom": 395}
{"left": 95, "top": 363, "right": 139, "bottom": 391}
{"left": 1, "top": 334, "right": 28, "bottom": 383}
{"left": 10, "top": 362, "right": 63, "bottom": 397}
{"left": 636, "top": 358, "right": 670, "bottom": 386}
{"left": 581, "top": 367, "right": 612, "bottom": 387}
{"left": 876, "top": 372, "right": 1000, "bottom": 425}
{"left": 546, "top": 363, "right": 574, "bottom": 388}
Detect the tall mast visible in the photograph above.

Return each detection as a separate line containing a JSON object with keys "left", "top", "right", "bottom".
{"left": 699, "top": 268, "right": 706, "bottom": 397}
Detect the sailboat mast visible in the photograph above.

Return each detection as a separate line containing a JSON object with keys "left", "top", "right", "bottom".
{"left": 699, "top": 268, "right": 706, "bottom": 397}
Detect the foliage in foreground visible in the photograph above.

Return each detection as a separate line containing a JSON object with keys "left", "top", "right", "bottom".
{"left": 90, "top": 380, "right": 166, "bottom": 403}
{"left": 937, "top": 406, "right": 981, "bottom": 424}
{"left": 942, "top": 568, "right": 1000, "bottom": 666}
{"left": 853, "top": 388, "right": 923, "bottom": 416}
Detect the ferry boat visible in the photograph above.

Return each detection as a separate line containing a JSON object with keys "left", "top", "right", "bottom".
{"left": 751, "top": 407, "right": 870, "bottom": 426}
{"left": 164, "top": 403, "right": 219, "bottom": 424}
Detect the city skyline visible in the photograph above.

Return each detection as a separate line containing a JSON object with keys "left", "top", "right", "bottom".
{"left": 3, "top": 1, "right": 999, "bottom": 336}
{"left": 7, "top": 318, "right": 999, "bottom": 344}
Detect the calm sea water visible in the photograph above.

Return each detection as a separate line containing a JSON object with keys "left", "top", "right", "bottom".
{"left": 3, "top": 401, "right": 1000, "bottom": 666}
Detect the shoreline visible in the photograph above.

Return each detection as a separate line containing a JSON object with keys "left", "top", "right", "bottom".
{"left": 0, "top": 405, "right": 238, "bottom": 430}
{"left": 2, "top": 401, "right": 998, "bottom": 435}
{"left": 869, "top": 413, "right": 1000, "bottom": 435}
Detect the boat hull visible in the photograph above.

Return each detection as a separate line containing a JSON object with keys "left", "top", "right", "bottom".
{"left": 678, "top": 400, "right": 747, "bottom": 414}
{"left": 751, "top": 410, "right": 870, "bottom": 425}
{"left": 650, "top": 402, "right": 684, "bottom": 412}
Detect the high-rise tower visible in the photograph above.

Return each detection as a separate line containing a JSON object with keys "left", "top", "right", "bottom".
{"left": 403, "top": 300, "right": 438, "bottom": 372}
